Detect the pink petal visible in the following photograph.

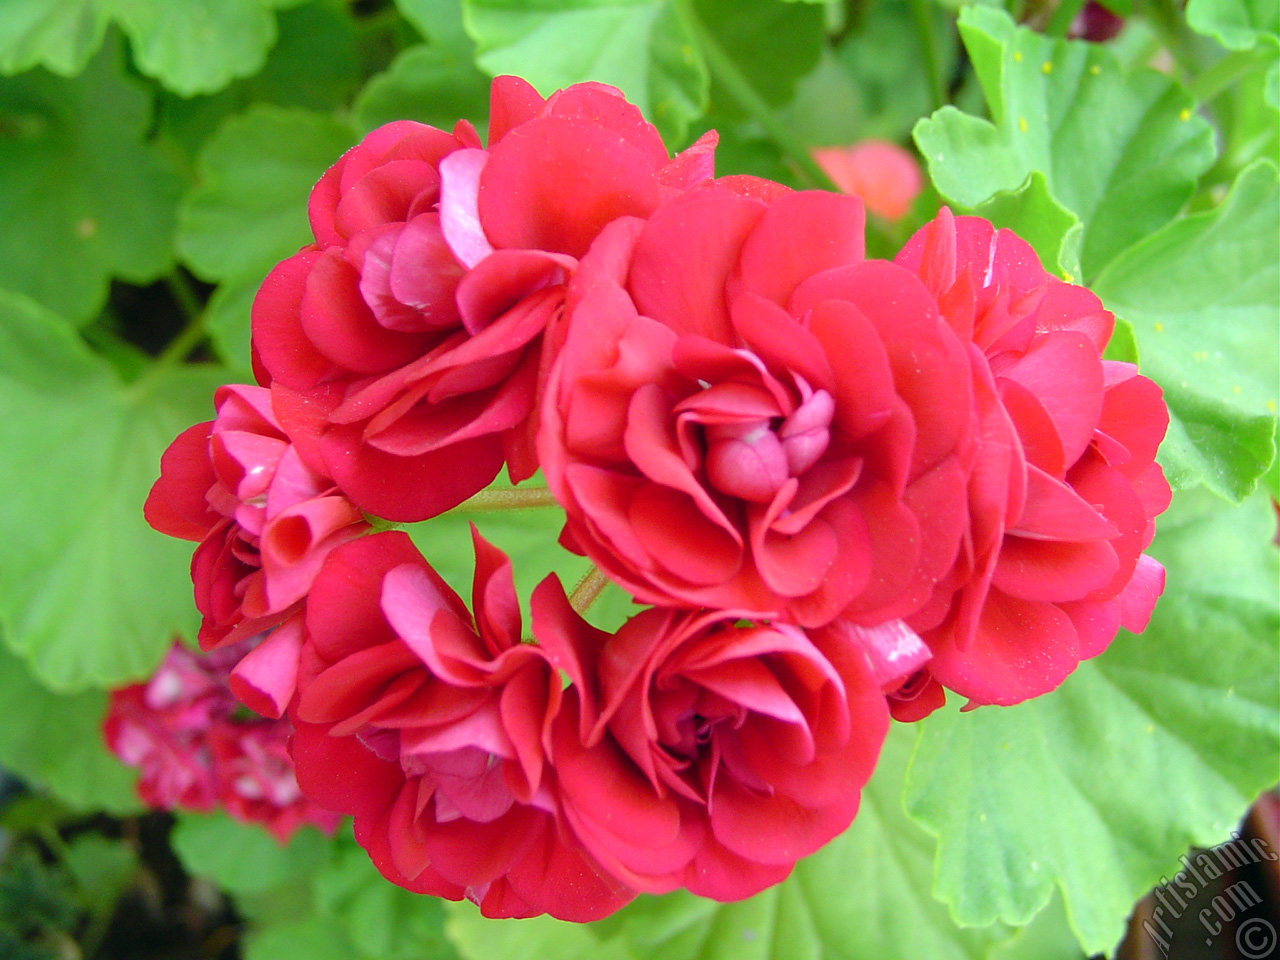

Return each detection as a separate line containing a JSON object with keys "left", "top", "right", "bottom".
{"left": 439, "top": 148, "right": 494, "bottom": 268}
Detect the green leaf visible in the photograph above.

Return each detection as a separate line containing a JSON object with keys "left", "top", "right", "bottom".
{"left": 395, "top": 0, "right": 470, "bottom": 44}
{"left": 177, "top": 106, "right": 354, "bottom": 372}
{"left": 313, "top": 840, "right": 462, "bottom": 960}
{"left": 63, "top": 834, "right": 137, "bottom": 916}
{"left": 965, "top": 171, "right": 1082, "bottom": 279}
{"left": 0, "top": 39, "right": 181, "bottom": 324}
{"left": 447, "top": 901, "right": 637, "bottom": 960}
{"left": 158, "top": 0, "right": 362, "bottom": 157}
{"left": 0, "top": 644, "right": 138, "bottom": 812}
{"left": 246, "top": 917, "right": 358, "bottom": 960}
{"left": 0, "top": 291, "right": 226, "bottom": 690}
{"left": 819, "top": 0, "right": 957, "bottom": 143}
{"left": 692, "top": 0, "right": 823, "bottom": 110}
{"left": 353, "top": 42, "right": 491, "bottom": 135}
{"left": 0, "top": 0, "right": 109, "bottom": 76}
{"left": 904, "top": 490, "right": 1280, "bottom": 955}
{"left": 463, "top": 0, "right": 709, "bottom": 143}
{"left": 913, "top": 6, "right": 1216, "bottom": 279}
{"left": 1187, "top": 0, "right": 1280, "bottom": 51}
{"left": 178, "top": 106, "right": 353, "bottom": 282}
{"left": 107, "top": 0, "right": 292, "bottom": 96}
{"left": 1093, "top": 160, "right": 1279, "bottom": 501}
{"left": 171, "top": 812, "right": 333, "bottom": 895}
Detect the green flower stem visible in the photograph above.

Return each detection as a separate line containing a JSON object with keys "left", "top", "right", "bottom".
{"left": 449, "top": 486, "right": 560, "bottom": 512}
{"left": 165, "top": 270, "right": 204, "bottom": 324}
{"left": 1044, "top": 0, "right": 1087, "bottom": 38}
{"left": 681, "top": 1, "right": 837, "bottom": 191}
{"left": 1187, "top": 48, "right": 1271, "bottom": 103}
{"left": 152, "top": 310, "right": 208, "bottom": 369}
{"left": 125, "top": 274, "right": 209, "bottom": 400}
{"left": 908, "top": 0, "right": 946, "bottom": 110}
{"left": 569, "top": 565, "right": 609, "bottom": 614}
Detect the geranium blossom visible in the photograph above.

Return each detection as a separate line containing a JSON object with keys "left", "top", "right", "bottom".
{"left": 287, "top": 530, "right": 631, "bottom": 921}
{"left": 539, "top": 184, "right": 975, "bottom": 628}
{"left": 257, "top": 77, "right": 716, "bottom": 522}
{"left": 144, "top": 384, "right": 367, "bottom": 653}
{"left": 104, "top": 641, "right": 340, "bottom": 843}
{"left": 894, "top": 209, "right": 1171, "bottom": 707}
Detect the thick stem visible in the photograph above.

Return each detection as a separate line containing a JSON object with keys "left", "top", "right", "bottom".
{"left": 1187, "top": 48, "right": 1269, "bottom": 103}
{"left": 449, "top": 487, "right": 560, "bottom": 512}
{"left": 682, "top": 1, "right": 838, "bottom": 191}
{"left": 569, "top": 566, "right": 610, "bottom": 614}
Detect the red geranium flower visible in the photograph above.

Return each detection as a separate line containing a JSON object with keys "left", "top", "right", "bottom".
{"left": 288, "top": 530, "right": 632, "bottom": 921}
{"left": 894, "top": 209, "right": 1171, "bottom": 708}
{"left": 255, "top": 77, "right": 717, "bottom": 522}
{"left": 537, "top": 588, "right": 890, "bottom": 900}
{"left": 539, "top": 184, "right": 975, "bottom": 628}
{"left": 144, "top": 384, "right": 367, "bottom": 654}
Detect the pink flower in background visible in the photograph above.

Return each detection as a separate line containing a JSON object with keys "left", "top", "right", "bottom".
{"left": 812, "top": 140, "right": 924, "bottom": 222}
{"left": 256, "top": 77, "right": 717, "bottom": 522}
{"left": 144, "top": 384, "right": 367, "bottom": 654}
{"left": 539, "top": 591, "right": 889, "bottom": 900}
{"left": 895, "top": 209, "right": 1171, "bottom": 708}
{"left": 288, "top": 531, "right": 631, "bottom": 921}
{"left": 539, "top": 185, "right": 975, "bottom": 629}
{"left": 104, "top": 641, "right": 339, "bottom": 841}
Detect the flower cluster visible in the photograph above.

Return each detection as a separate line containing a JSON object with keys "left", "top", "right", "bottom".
{"left": 104, "top": 641, "right": 340, "bottom": 843}
{"left": 144, "top": 77, "right": 1171, "bottom": 920}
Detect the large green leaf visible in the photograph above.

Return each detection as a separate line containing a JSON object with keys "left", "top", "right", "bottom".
{"left": 448, "top": 902, "right": 638, "bottom": 960}
{"left": 0, "top": 40, "right": 181, "bottom": 324}
{"left": 913, "top": 6, "right": 1216, "bottom": 279}
{"left": 312, "top": 839, "right": 462, "bottom": 960}
{"left": 0, "top": 0, "right": 305, "bottom": 92}
{"left": 171, "top": 813, "right": 332, "bottom": 895}
{"left": 0, "top": 0, "right": 109, "bottom": 76}
{"left": 1093, "top": 161, "right": 1279, "bottom": 502}
{"left": 445, "top": 724, "right": 1015, "bottom": 960}
{"left": 0, "top": 291, "right": 226, "bottom": 690}
{"left": 177, "top": 106, "right": 354, "bottom": 373}
{"left": 158, "top": 0, "right": 362, "bottom": 158}
{"left": 462, "top": 0, "right": 708, "bottom": 143}
{"left": 107, "top": 0, "right": 295, "bottom": 96}
{"left": 904, "top": 490, "right": 1280, "bottom": 956}
{"left": 692, "top": 0, "right": 823, "bottom": 110}
{"left": 0, "top": 643, "right": 137, "bottom": 812}
{"left": 354, "top": 43, "right": 491, "bottom": 136}
{"left": 245, "top": 917, "right": 359, "bottom": 960}
{"left": 1187, "top": 0, "right": 1280, "bottom": 50}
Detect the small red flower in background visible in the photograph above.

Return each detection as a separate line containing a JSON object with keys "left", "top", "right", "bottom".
{"left": 539, "top": 185, "right": 975, "bottom": 629}
{"left": 104, "top": 642, "right": 340, "bottom": 843}
{"left": 256, "top": 78, "right": 717, "bottom": 522}
{"left": 144, "top": 383, "right": 367, "bottom": 653}
{"left": 895, "top": 209, "right": 1170, "bottom": 709}
{"left": 811, "top": 140, "right": 924, "bottom": 222}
